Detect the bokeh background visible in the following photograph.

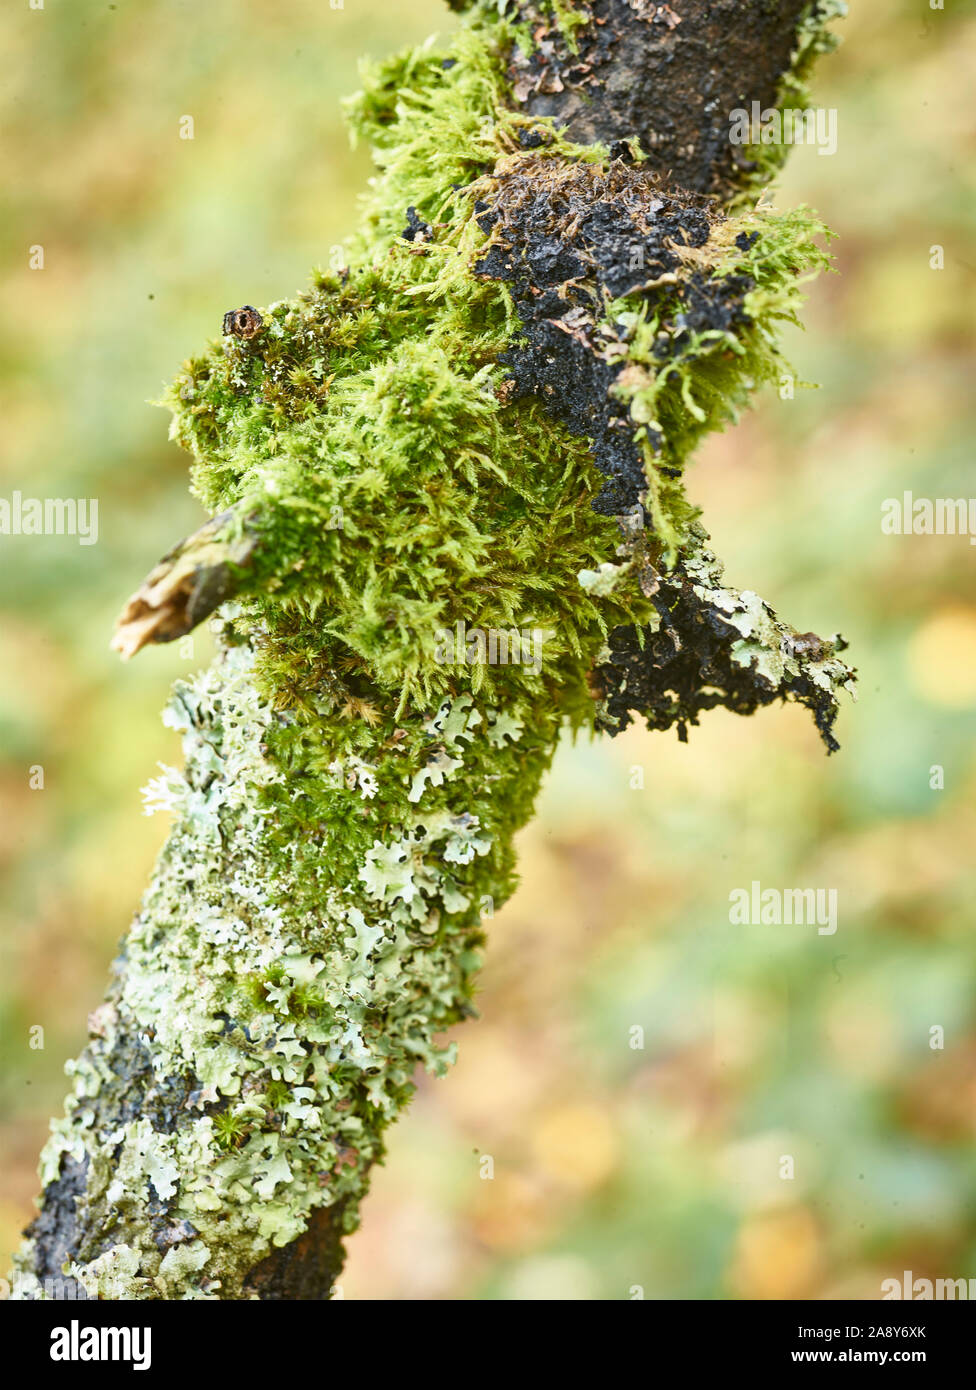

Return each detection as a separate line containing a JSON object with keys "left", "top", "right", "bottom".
{"left": 2, "top": 0, "right": 975, "bottom": 1300}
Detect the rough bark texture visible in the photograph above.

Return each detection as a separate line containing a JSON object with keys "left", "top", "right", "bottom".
{"left": 508, "top": 0, "right": 812, "bottom": 198}
{"left": 12, "top": 0, "right": 852, "bottom": 1301}
{"left": 242, "top": 1204, "right": 347, "bottom": 1301}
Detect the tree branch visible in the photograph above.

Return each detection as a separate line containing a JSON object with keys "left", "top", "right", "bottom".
{"left": 11, "top": 0, "right": 851, "bottom": 1301}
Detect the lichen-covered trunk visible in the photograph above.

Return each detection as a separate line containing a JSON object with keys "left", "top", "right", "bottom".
{"left": 16, "top": 633, "right": 557, "bottom": 1299}
{"left": 13, "top": 0, "right": 854, "bottom": 1299}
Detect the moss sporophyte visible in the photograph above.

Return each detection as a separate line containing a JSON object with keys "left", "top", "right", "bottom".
{"left": 13, "top": 2, "right": 855, "bottom": 1299}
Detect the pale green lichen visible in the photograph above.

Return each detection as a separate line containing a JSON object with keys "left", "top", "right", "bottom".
{"left": 20, "top": 628, "right": 566, "bottom": 1298}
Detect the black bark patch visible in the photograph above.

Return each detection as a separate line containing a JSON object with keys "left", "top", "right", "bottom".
{"left": 593, "top": 563, "right": 843, "bottom": 752}
{"left": 243, "top": 1202, "right": 348, "bottom": 1301}
{"left": 674, "top": 270, "right": 753, "bottom": 339}
{"left": 401, "top": 205, "right": 433, "bottom": 243}
{"left": 473, "top": 156, "right": 748, "bottom": 515}
{"left": 507, "top": 0, "right": 811, "bottom": 198}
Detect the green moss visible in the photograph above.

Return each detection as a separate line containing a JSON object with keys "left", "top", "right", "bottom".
{"left": 213, "top": 1112, "right": 251, "bottom": 1152}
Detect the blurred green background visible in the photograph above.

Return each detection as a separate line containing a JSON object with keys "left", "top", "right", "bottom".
{"left": 2, "top": 0, "right": 975, "bottom": 1300}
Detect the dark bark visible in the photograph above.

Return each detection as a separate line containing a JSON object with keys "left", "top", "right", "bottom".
{"left": 22, "top": 1157, "right": 94, "bottom": 1300}
{"left": 243, "top": 1205, "right": 348, "bottom": 1301}
{"left": 507, "top": 0, "right": 811, "bottom": 197}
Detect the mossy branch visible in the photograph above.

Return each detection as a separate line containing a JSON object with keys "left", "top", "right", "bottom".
{"left": 12, "top": 0, "right": 853, "bottom": 1301}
